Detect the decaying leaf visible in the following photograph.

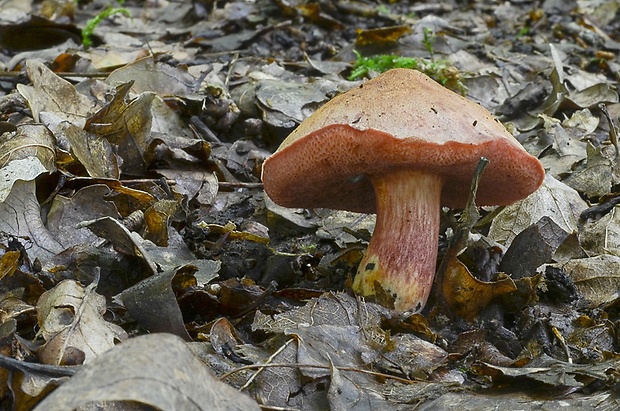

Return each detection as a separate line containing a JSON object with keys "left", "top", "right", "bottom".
{"left": 537, "top": 113, "right": 587, "bottom": 176}
{"left": 564, "top": 142, "right": 620, "bottom": 198}
{"left": 118, "top": 267, "right": 194, "bottom": 341}
{"left": 0, "top": 15, "right": 81, "bottom": 52}
{"left": 3, "top": 1, "right": 620, "bottom": 409}
{"left": 417, "top": 389, "right": 619, "bottom": 410}
{"left": 85, "top": 82, "right": 155, "bottom": 176}
{"left": 143, "top": 199, "right": 179, "bottom": 247}
{"left": 255, "top": 79, "right": 329, "bottom": 128}
{"left": 499, "top": 216, "right": 570, "bottom": 279}
{"left": 554, "top": 254, "right": 620, "bottom": 306}
{"left": 442, "top": 255, "right": 517, "bottom": 321}
{"left": 78, "top": 216, "right": 158, "bottom": 275}
{"left": 473, "top": 354, "right": 619, "bottom": 389}
{"left": 105, "top": 56, "right": 199, "bottom": 97}
{"left": 252, "top": 292, "right": 447, "bottom": 408}
{"left": 45, "top": 185, "right": 121, "bottom": 249}
{"left": 0, "top": 123, "right": 56, "bottom": 202}
{"left": 55, "top": 122, "right": 120, "bottom": 179}
{"left": 36, "top": 279, "right": 128, "bottom": 365}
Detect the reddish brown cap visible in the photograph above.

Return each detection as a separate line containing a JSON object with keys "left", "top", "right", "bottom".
{"left": 262, "top": 68, "right": 544, "bottom": 213}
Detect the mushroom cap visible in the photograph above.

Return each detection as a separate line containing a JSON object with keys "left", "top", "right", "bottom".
{"left": 262, "top": 68, "right": 544, "bottom": 213}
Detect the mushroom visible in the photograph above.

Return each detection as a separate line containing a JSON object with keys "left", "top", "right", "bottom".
{"left": 261, "top": 68, "right": 544, "bottom": 312}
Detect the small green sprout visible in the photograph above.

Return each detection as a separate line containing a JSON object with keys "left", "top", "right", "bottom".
{"left": 517, "top": 26, "right": 530, "bottom": 37}
{"left": 81, "top": 1, "right": 131, "bottom": 49}
{"left": 298, "top": 243, "right": 318, "bottom": 254}
{"left": 422, "top": 27, "right": 436, "bottom": 59}
{"left": 376, "top": 5, "right": 390, "bottom": 15}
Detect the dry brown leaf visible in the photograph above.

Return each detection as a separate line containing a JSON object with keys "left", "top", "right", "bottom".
{"left": 36, "top": 279, "right": 128, "bottom": 365}
{"left": 86, "top": 82, "right": 155, "bottom": 176}
{"left": 442, "top": 256, "right": 517, "bottom": 321}
{"left": 16, "top": 60, "right": 93, "bottom": 126}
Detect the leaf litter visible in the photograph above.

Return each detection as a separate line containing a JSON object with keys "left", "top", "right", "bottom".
{"left": 1, "top": 0, "right": 620, "bottom": 409}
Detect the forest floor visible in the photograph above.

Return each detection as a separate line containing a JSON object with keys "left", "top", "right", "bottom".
{"left": 1, "top": 0, "right": 620, "bottom": 410}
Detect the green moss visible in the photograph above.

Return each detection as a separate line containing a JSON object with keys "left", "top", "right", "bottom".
{"left": 348, "top": 51, "right": 466, "bottom": 94}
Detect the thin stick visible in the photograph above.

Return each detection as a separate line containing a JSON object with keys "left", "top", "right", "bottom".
{"left": 222, "top": 359, "right": 418, "bottom": 386}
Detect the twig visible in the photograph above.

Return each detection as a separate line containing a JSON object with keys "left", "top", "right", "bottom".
{"left": 0, "top": 354, "right": 80, "bottom": 377}
{"left": 222, "top": 359, "right": 418, "bottom": 386}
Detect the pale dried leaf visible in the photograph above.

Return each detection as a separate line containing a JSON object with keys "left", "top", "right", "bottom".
{"left": 579, "top": 205, "right": 620, "bottom": 256}
{"left": 564, "top": 143, "right": 620, "bottom": 198}
{"left": 555, "top": 254, "right": 620, "bottom": 306}
{"left": 0, "top": 180, "right": 63, "bottom": 261}
{"left": 36, "top": 279, "right": 128, "bottom": 365}
{"left": 0, "top": 123, "right": 56, "bottom": 169}
{"left": 16, "top": 60, "right": 93, "bottom": 126}
{"left": 105, "top": 56, "right": 199, "bottom": 97}
{"left": 488, "top": 174, "right": 587, "bottom": 247}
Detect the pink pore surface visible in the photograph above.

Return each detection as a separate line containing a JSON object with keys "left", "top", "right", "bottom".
{"left": 262, "top": 124, "right": 545, "bottom": 214}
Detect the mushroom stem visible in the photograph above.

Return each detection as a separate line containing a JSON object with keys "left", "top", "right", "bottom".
{"left": 352, "top": 169, "right": 443, "bottom": 312}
